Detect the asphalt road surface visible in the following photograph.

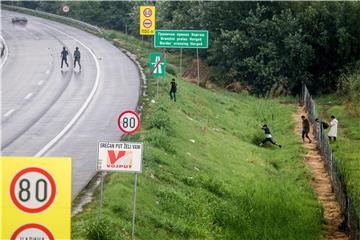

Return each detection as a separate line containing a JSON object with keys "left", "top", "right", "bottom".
{"left": 1, "top": 10, "right": 140, "bottom": 199}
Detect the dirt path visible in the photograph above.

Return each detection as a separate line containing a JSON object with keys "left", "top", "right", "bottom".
{"left": 294, "top": 106, "right": 348, "bottom": 240}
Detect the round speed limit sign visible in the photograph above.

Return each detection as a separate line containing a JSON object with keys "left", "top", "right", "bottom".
{"left": 118, "top": 110, "right": 140, "bottom": 134}
{"left": 62, "top": 5, "right": 70, "bottom": 13}
{"left": 10, "top": 167, "right": 56, "bottom": 213}
{"left": 11, "top": 223, "right": 54, "bottom": 240}
{"left": 143, "top": 8, "right": 152, "bottom": 17}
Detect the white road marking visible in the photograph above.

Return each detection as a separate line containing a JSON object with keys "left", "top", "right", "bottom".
{"left": 0, "top": 34, "right": 9, "bottom": 69}
{"left": 4, "top": 109, "right": 15, "bottom": 118}
{"left": 38, "top": 80, "right": 45, "bottom": 86}
{"left": 34, "top": 22, "right": 101, "bottom": 157}
{"left": 24, "top": 93, "right": 34, "bottom": 100}
{"left": 45, "top": 69, "right": 50, "bottom": 74}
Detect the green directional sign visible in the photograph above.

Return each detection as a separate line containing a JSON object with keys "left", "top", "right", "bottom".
{"left": 154, "top": 30, "right": 208, "bottom": 49}
{"left": 150, "top": 52, "right": 166, "bottom": 77}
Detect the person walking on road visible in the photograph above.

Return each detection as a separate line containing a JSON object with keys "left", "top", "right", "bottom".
{"left": 170, "top": 78, "right": 177, "bottom": 102}
{"left": 301, "top": 115, "right": 312, "bottom": 143}
{"left": 328, "top": 115, "right": 338, "bottom": 141}
{"left": 73, "top": 47, "right": 81, "bottom": 71}
{"left": 259, "top": 124, "right": 282, "bottom": 148}
{"left": 61, "top": 46, "right": 69, "bottom": 69}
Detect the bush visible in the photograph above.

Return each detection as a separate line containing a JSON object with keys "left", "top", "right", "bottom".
{"left": 85, "top": 217, "right": 116, "bottom": 240}
{"left": 166, "top": 64, "right": 177, "bottom": 76}
{"left": 149, "top": 105, "right": 173, "bottom": 133}
{"left": 146, "top": 129, "right": 175, "bottom": 153}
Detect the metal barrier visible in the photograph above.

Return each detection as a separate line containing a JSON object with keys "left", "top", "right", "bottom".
{"left": 1, "top": 4, "right": 102, "bottom": 35}
{"left": 303, "top": 84, "right": 360, "bottom": 240}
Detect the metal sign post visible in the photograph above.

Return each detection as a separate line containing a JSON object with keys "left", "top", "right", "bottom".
{"left": 156, "top": 77, "right": 159, "bottom": 98}
{"left": 197, "top": 48, "right": 200, "bottom": 85}
{"left": 99, "top": 171, "right": 105, "bottom": 218}
{"left": 180, "top": 48, "right": 183, "bottom": 77}
{"left": 131, "top": 173, "right": 138, "bottom": 240}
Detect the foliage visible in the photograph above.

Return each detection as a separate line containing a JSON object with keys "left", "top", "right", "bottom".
{"left": 337, "top": 65, "right": 360, "bottom": 116}
{"left": 10, "top": 1, "right": 360, "bottom": 95}
{"left": 84, "top": 217, "right": 117, "bottom": 240}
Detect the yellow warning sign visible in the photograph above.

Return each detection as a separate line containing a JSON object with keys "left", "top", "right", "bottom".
{"left": 1, "top": 157, "right": 71, "bottom": 240}
{"left": 140, "top": 6, "right": 155, "bottom": 35}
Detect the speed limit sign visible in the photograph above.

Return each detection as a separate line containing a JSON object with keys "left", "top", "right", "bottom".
{"left": 10, "top": 223, "right": 54, "bottom": 240}
{"left": 118, "top": 110, "right": 140, "bottom": 134}
{"left": 10, "top": 167, "right": 56, "bottom": 213}
{"left": 1, "top": 157, "right": 71, "bottom": 240}
{"left": 62, "top": 5, "right": 70, "bottom": 13}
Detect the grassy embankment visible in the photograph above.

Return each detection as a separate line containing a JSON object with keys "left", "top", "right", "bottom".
{"left": 316, "top": 95, "right": 360, "bottom": 214}
{"left": 72, "top": 30, "right": 323, "bottom": 240}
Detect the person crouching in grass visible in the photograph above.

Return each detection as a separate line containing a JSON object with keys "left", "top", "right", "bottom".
{"left": 259, "top": 124, "right": 282, "bottom": 148}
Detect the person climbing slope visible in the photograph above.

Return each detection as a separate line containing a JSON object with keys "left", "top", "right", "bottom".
{"left": 259, "top": 124, "right": 282, "bottom": 148}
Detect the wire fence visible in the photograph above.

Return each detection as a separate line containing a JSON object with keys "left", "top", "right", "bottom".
{"left": 303, "top": 84, "right": 360, "bottom": 240}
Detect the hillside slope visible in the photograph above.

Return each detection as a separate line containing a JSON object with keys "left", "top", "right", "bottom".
{"left": 72, "top": 31, "right": 323, "bottom": 240}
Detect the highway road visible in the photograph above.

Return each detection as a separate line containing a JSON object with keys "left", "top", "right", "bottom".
{"left": 1, "top": 10, "right": 140, "bottom": 199}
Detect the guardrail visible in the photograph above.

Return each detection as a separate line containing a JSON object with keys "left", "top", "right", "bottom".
{"left": 1, "top": 4, "right": 102, "bottom": 36}
{"left": 303, "top": 84, "right": 360, "bottom": 240}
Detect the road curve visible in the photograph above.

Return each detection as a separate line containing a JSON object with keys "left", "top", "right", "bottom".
{"left": 1, "top": 10, "right": 140, "bottom": 199}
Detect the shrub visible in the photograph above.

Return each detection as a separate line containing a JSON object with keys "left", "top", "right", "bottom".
{"left": 146, "top": 129, "right": 175, "bottom": 153}
{"left": 149, "top": 105, "right": 173, "bottom": 133}
{"left": 85, "top": 216, "right": 116, "bottom": 240}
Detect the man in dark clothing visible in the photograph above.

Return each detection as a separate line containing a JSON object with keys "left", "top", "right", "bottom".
{"left": 259, "top": 124, "right": 282, "bottom": 148}
{"left": 73, "top": 47, "right": 81, "bottom": 71}
{"left": 170, "top": 78, "right": 177, "bottom": 102}
{"left": 61, "top": 46, "right": 69, "bottom": 69}
{"left": 301, "top": 115, "right": 312, "bottom": 143}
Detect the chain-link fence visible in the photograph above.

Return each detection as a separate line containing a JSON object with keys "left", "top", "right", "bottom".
{"left": 303, "top": 84, "right": 360, "bottom": 240}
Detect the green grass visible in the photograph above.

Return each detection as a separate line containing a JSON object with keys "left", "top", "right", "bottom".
{"left": 315, "top": 95, "right": 360, "bottom": 214}
{"left": 71, "top": 30, "right": 323, "bottom": 239}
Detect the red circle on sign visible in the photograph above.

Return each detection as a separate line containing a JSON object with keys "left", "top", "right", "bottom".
{"left": 143, "top": 19, "right": 152, "bottom": 28}
{"left": 118, "top": 110, "right": 140, "bottom": 134}
{"left": 11, "top": 223, "right": 55, "bottom": 240}
{"left": 63, "top": 5, "right": 70, "bottom": 13}
{"left": 10, "top": 167, "right": 56, "bottom": 213}
{"left": 143, "top": 8, "right": 152, "bottom": 17}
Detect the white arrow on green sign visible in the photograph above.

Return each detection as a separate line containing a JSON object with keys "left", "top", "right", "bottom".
{"left": 154, "top": 30, "right": 208, "bottom": 49}
{"left": 150, "top": 52, "right": 166, "bottom": 77}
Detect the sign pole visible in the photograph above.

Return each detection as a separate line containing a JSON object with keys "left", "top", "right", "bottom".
{"left": 196, "top": 48, "right": 200, "bottom": 86}
{"left": 156, "top": 77, "right": 159, "bottom": 98}
{"left": 99, "top": 171, "right": 104, "bottom": 218}
{"left": 180, "top": 48, "right": 183, "bottom": 78}
{"left": 131, "top": 173, "right": 138, "bottom": 240}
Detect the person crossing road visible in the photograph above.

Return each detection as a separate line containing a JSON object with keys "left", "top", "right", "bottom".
{"left": 61, "top": 46, "right": 69, "bottom": 69}
{"left": 73, "top": 47, "right": 81, "bottom": 71}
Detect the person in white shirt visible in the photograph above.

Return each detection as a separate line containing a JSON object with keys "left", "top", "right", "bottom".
{"left": 328, "top": 115, "right": 338, "bottom": 141}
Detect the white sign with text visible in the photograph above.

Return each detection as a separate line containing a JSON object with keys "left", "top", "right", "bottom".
{"left": 97, "top": 141, "right": 143, "bottom": 172}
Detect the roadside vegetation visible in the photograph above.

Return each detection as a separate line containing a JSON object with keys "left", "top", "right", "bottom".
{"left": 316, "top": 94, "right": 360, "bottom": 214}
{"left": 71, "top": 30, "right": 323, "bottom": 240}
{"left": 8, "top": 1, "right": 360, "bottom": 95}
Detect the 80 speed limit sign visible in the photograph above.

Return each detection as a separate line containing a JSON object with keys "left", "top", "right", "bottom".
{"left": 1, "top": 157, "right": 71, "bottom": 240}
{"left": 10, "top": 167, "right": 56, "bottom": 213}
{"left": 118, "top": 110, "right": 140, "bottom": 134}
